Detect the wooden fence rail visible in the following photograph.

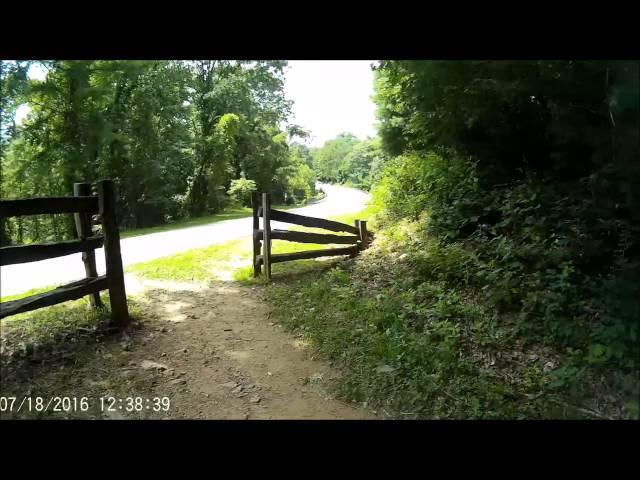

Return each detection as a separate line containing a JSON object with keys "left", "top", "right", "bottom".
{"left": 251, "top": 192, "right": 371, "bottom": 280}
{"left": 0, "top": 180, "right": 129, "bottom": 325}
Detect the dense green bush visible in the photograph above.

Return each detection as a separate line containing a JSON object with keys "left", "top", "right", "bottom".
{"left": 372, "top": 60, "right": 639, "bottom": 393}
{"left": 372, "top": 151, "right": 485, "bottom": 238}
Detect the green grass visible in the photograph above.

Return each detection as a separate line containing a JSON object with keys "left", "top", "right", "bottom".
{"left": 1, "top": 293, "right": 112, "bottom": 348}
{"left": 127, "top": 232, "right": 340, "bottom": 284}
{"left": 0, "top": 290, "right": 146, "bottom": 359}
{"left": 1, "top": 285, "right": 55, "bottom": 303}
{"left": 127, "top": 203, "right": 375, "bottom": 284}
{"left": 261, "top": 217, "right": 638, "bottom": 419}
{"left": 119, "top": 196, "right": 325, "bottom": 239}
{"left": 127, "top": 238, "right": 253, "bottom": 282}
{"left": 120, "top": 207, "right": 253, "bottom": 239}
{"left": 263, "top": 225, "right": 557, "bottom": 419}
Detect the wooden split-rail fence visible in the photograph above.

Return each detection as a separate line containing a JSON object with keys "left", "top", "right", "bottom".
{"left": 0, "top": 179, "right": 129, "bottom": 325}
{"left": 251, "top": 192, "right": 373, "bottom": 280}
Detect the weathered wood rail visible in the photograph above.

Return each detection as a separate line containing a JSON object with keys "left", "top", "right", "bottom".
{"left": 251, "top": 192, "right": 372, "bottom": 280}
{"left": 0, "top": 180, "right": 129, "bottom": 325}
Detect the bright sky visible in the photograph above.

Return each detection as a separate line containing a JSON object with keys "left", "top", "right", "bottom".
{"left": 284, "top": 60, "right": 378, "bottom": 147}
{"left": 15, "top": 61, "right": 379, "bottom": 147}
{"left": 13, "top": 63, "right": 47, "bottom": 125}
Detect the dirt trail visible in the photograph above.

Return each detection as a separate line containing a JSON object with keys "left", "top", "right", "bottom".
{"left": 91, "top": 276, "right": 374, "bottom": 420}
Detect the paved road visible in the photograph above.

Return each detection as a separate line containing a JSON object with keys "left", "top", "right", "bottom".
{"left": 1, "top": 183, "right": 370, "bottom": 297}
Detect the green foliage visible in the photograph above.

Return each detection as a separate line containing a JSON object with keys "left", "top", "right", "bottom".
{"left": 266, "top": 238, "right": 553, "bottom": 418}
{"left": 372, "top": 151, "right": 483, "bottom": 238}
{"left": 227, "top": 177, "right": 257, "bottom": 207}
{"left": 312, "top": 133, "right": 360, "bottom": 183}
{"left": 310, "top": 133, "right": 388, "bottom": 190}
{"left": 342, "top": 138, "right": 388, "bottom": 189}
{"left": 275, "top": 143, "right": 316, "bottom": 204}
{"left": 264, "top": 214, "right": 637, "bottom": 418}
{"left": 0, "top": 60, "right": 316, "bottom": 245}
{"left": 369, "top": 60, "right": 640, "bottom": 413}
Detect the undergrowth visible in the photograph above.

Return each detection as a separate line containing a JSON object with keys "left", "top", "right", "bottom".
{"left": 265, "top": 217, "right": 638, "bottom": 419}
{"left": 1, "top": 292, "right": 141, "bottom": 363}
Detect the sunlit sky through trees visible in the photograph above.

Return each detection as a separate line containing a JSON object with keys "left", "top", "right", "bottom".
{"left": 14, "top": 61, "right": 378, "bottom": 148}
{"left": 284, "top": 60, "right": 378, "bottom": 147}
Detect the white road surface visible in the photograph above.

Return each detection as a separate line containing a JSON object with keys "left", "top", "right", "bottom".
{"left": 1, "top": 183, "right": 370, "bottom": 297}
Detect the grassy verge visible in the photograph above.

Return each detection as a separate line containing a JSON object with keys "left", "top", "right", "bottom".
{"left": 261, "top": 218, "right": 638, "bottom": 419}
{"left": 127, "top": 232, "right": 342, "bottom": 283}
{"left": 1, "top": 293, "right": 112, "bottom": 359}
{"left": 120, "top": 196, "right": 323, "bottom": 240}
{"left": 126, "top": 206, "right": 373, "bottom": 283}
{"left": 1, "top": 285, "right": 54, "bottom": 303}
{"left": 0, "top": 292, "right": 149, "bottom": 420}
{"left": 120, "top": 207, "right": 253, "bottom": 239}
{"left": 265, "top": 228, "right": 547, "bottom": 418}
{"left": 0, "top": 292, "right": 145, "bottom": 349}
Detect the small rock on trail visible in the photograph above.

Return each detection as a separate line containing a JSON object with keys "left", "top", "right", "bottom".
{"left": 140, "top": 360, "right": 170, "bottom": 371}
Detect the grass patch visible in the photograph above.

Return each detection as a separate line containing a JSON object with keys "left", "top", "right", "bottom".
{"left": 1, "top": 293, "right": 111, "bottom": 356}
{"left": 1, "top": 291, "right": 145, "bottom": 369}
{"left": 119, "top": 198, "right": 320, "bottom": 239}
{"left": 2, "top": 295, "right": 107, "bottom": 335}
{"left": 262, "top": 219, "right": 638, "bottom": 419}
{"left": 127, "top": 204, "right": 375, "bottom": 284}
{"left": 128, "top": 234, "right": 338, "bottom": 284}
{"left": 0, "top": 293, "right": 146, "bottom": 420}
{"left": 127, "top": 239, "right": 252, "bottom": 282}
{"left": 266, "top": 259, "right": 550, "bottom": 419}
{"left": 0, "top": 293, "right": 144, "bottom": 341}
{"left": 1, "top": 285, "right": 55, "bottom": 303}
{"left": 120, "top": 207, "right": 253, "bottom": 239}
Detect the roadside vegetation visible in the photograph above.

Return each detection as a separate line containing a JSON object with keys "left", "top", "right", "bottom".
{"left": 260, "top": 61, "right": 640, "bottom": 419}
{"left": 120, "top": 207, "right": 252, "bottom": 239}
{"left": 1, "top": 60, "right": 318, "bottom": 247}
{"left": 2, "top": 60, "right": 637, "bottom": 420}
{"left": 127, "top": 208, "right": 368, "bottom": 283}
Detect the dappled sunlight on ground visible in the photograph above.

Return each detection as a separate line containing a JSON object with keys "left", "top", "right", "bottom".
{"left": 212, "top": 256, "right": 251, "bottom": 282}
{"left": 125, "top": 274, "right": 209, "bottom": 296}
{"left": 0, "top": 188, "right": 377, "bottom": 419}
{"left": 292, "top": 339, "right": 311, "bottom": 350}
{"left": 1, "top": 275, "right": 374, "bottom": 419}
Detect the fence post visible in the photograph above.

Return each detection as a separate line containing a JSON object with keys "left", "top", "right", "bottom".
{"left": 358, "top": 220, "right": 369, "bottom": 250}
{"left": 262, "top": 193, "right": 272, "bottom": 280}
{"left": 97, "top": 179, "right": 129, "bottom": 326}
{"left": 251, "top": 192, "right": 261, "bottom": 277}
{"left": 353, "top": 220, "right": 361, "bottom": 257}
{"left": 73, "top": 182, "right": 103, "bottom": 308}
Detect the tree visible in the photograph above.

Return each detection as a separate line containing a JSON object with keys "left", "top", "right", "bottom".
{"left": 275, "top": 142, "right": 316, "bottom": 203}
{"left": 341, "top": 138, "right": 387, "bottom": 189}
{"left": 228, "top": 177, "right": 257, "bottom": 207}
{"left": 1, "top": 59, "right": 317, "bottom": 244}
{"left": 312, "top": 133, "right": 360, "bottom": 183}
